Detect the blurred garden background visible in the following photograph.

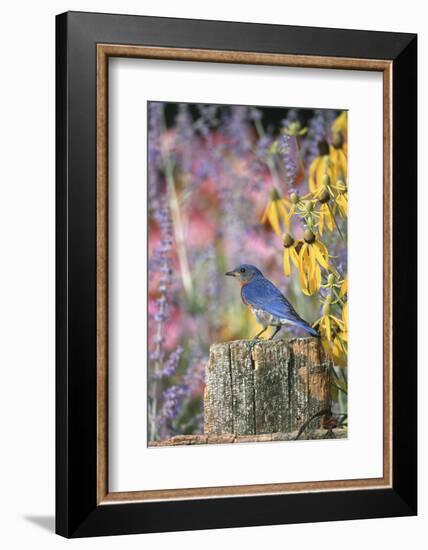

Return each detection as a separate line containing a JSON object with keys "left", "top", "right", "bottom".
{"left": 148, "top": 102, "right": 348, "bottom": 442}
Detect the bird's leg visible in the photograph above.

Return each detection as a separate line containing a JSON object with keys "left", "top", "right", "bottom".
{"left": 252, "top": 326, "right": 268, "bottom": 340}
{"left": 268, "top": 325, "right": 282, "bottom": 340}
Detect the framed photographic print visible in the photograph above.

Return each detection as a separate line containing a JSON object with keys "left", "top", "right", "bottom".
{"left": 56, "top": 11, "right": 417, "bottom": 538}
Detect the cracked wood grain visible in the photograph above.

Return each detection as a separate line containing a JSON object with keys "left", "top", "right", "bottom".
{"left": 204, "top": 338, "right": 332, "bottom": 436}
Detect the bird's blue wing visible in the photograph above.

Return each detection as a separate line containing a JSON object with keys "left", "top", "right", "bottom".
{"left": 242, "top": 278, "right": 319, "bottom": 337}
{"left": 242, "top": 278, "right": 300, "bottom": 321}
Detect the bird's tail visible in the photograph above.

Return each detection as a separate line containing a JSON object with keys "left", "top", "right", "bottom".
{"left": 292, "top": 319, "right": 320, "bottom": 338}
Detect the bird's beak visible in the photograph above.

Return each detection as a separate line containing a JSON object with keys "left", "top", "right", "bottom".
{"left": 225, "top": 270, "right": 237, "bottom": 277}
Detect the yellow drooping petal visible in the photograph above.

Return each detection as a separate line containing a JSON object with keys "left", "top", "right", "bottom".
{"left": 332, "top": 335, "right": 347, "bottom": 367}
{"left": 316, "top": 239, "right": 329, "bottom": 257}
{"left": 289, "top": 246, "right": 299, "bottom": 268}
{"left": 298, "top": 244, "right": 309, "bottom": 295}
{"left": 312, "top": 260, "right": 321, "bottom": 294}
{"left": 319, "top": 203, "right": 335, "bottom": 236}
{"left": 342, "top": 301, "right": 348, "bottom": 330}
{"left": 309, "top": 157, "right": 322, "bottom": 194}
{"left": 325, "top": 315, "right": 332, "bottom": 342}
{"left": 340, "top": 276, "right": 348, "bottom": 296}
{"left": 329, "top": 146, "right": 348, "bottom": 180}
{"left": 298, "top": 244, "right": 321, "bottom": 296}
{"left": 319, "top": 203, "right": 335, "bottom": 235}
{"left": 330, "top": 316, "right": 345, "bottom": 330}
{"left": 298, "top": 244, "right": 316, "bottom": 296}
{"left": 277, "top": 199, "right": 291, "bottom": 229}
{"left": 313, "top": 241, "right": 330, "bottom": 270}
{"left": 318, "top": 207, "right": 324, "bottom": 235}
{"left": 325, "top": 204, "right": 335, "bottom": 232}
{"left": 335, "top": 193, "right": 348, "bottom": 217}
{"left": 320, "top": 318, "right": 348, "bottom": 366}
{"left": 262, "top": 201, "right": 280, "bottom": 235}
{"left": 339, "top": 331, "right": 348, "bottom": 342}
{"left": 308, "top": 246, "right": 317, "bottom": 278}
{"left": 332, "top": 111, "right": 348, "bottom": 137}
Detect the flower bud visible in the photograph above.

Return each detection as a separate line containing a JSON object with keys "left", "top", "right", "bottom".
{"left": 283, "top": 233, "right": 295, "bottom": 248}
{"left": 319, "top": 189, "right": 331, "bottom": 204}
{"left": 303, "top": 201, "right": 314, "bottom": 214}
{"left": 290, "top": 192, "right": 299, "bottom": 204}
{"left": 286, "top": 121, "right": 301, "bottom": 136}
{"left": 303, "top": 229, "right": 316, "bottom": 243}
{"left": 322, "top": 302, "right": 331, "bottom": 316}
{"left": 270, "top": 187, "right": 281, "bottom": 201}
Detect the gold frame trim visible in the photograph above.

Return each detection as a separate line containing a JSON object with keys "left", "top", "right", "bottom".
{"left": 96, "top": 44, "right": 393, "bottom": 504}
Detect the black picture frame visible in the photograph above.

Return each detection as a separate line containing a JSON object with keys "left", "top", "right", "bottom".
{"left": 56, "top": 10, "right": 417, "bottom": 538}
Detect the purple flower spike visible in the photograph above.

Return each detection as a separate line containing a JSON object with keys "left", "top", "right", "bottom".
{"left": 154, "top": 346, "right": 184, "bottom": 379}
{"left": 278, "top": 134, "right": 298, "bottom": 186}
{"left": 148, "top": 102, "right": 164, "bottom": 208}
{"left": 156, "top": 384, "right": 190, "bottom": 438}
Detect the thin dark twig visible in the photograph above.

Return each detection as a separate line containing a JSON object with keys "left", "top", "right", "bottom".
{"left": 294, "top": 408, "right": 331, "bottom": 440}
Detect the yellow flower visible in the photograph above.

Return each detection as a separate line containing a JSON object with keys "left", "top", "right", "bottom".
{"left": 314, "top": 296, "right": 344, "bottom": 341}
{"left": 291, "top": 193, "right": 334, "bottom": 236}
{"left": 309, "top": 148, "right": 348, "bottom": 220}
{"left": 298, "top": 231, "right": 330, "bottom": 295}
{"left": 331, "top": 111, "right": 348, "bottom": 139}
{"left": 335, "top": 186, "right": 348, "bottom": 217}
{"left": 282, "top": 233, "right": 300, "bottom": 276}
{"left": 314, "top": 297, "right": 348, "bottom": 366}
{"left": 332, "top": 302, "right": 348, "bottom": 366}
{"left": 287, "top": 191, "right": 313, "bottom": 224}
{"left": 318, "top": 202, "right": 335, "bottom": 234}
{"left": 325, "top": 334, "right": 347, "bottom": 367}
{"left": 329, "top": 146, "right": 347, "bottom": 178}
{"left": 261, "top": 188, "right": 290, "bottom": 234}
{"left": 309, "top": 149, "right": 347, "bottom": 195}
{"left": 321, "top": 272, "right": 344, "bottom": 291}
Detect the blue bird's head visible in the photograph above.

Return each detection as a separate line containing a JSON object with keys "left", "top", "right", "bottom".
{"left": 225, "top": 264, "right": 264, "bottom": 284}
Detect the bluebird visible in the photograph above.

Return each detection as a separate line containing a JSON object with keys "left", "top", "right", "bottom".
{"left": 225, "top": 264, "right": 319, "bottom": 339}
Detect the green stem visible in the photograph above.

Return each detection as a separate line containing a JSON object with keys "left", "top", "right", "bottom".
{"left": 164, "top": 158, "right": 193, "bottom": 298}
{"left": 327, "top": 202, "right": 346, "bottom": 244}
{"left": 332, "top": 382, "right": 348, "bottom": 395}
{"left": 332, "top": 288, "right": 346, "bottom": 306}
{"left": 160, "top": 112, "right": 193, "bottom": 299}
{"left": 254, "top": 120, "right": 283, "bottom": 192}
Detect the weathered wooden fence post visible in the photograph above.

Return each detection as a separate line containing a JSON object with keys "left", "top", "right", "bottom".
{"left": 204, "top": 338, "right": 332, "bottom": 436}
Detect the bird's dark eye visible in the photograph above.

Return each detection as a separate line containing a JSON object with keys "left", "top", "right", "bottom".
{"left": 240, "top": 267, "right": 246, "bottom": 273}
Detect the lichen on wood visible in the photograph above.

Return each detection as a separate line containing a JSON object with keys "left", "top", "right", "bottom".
{"left": 204, "top": 337, "right": 333, "bottom": 436}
